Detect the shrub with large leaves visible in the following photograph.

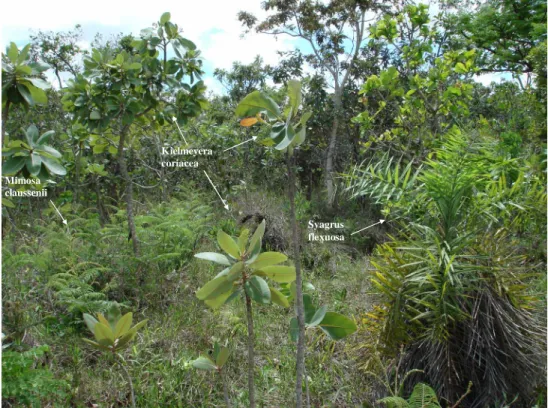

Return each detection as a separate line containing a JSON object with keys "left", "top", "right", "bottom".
{"left": 82, "top": 311, "right": 147, "bottom": 353}
{"left": 195, "top": 220, "right": 295, "bottom": 308}
{"left": 2, "top": 43, "right": 50, "bottom": 110}
{"left": 194, "top": 220, "right": 294, "bottom": 407}
{"left": 236, "top": 80, "right": 311, "bottom": 154}
{"left": 2, "top": 125, "right": 66, "bottom": 178}
{"left": 289, "top": 294, "right": 357, "bottom": 341}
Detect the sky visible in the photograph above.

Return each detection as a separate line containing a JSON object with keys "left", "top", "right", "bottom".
{"left": 0, "top": 0, "right": 304, "bottom": 94}
{"left": 1, "top": 0, "right": 508, "bottom": 94}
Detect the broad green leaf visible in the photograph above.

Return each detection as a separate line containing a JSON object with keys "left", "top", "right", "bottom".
{"left": 26, "top": 154, "right": 41, "bottom": 176}
{"left": 82, "top": 338, "right": 111, "bottom": 352}
{"left": 247, "top": 276, "right": 270, "bottom": 304}
{"left": 196, "top": 276, "right": 233, "bottom": 300}
{"left": 270, "top": 287, "right": 290, "bottom": 308}
{"left": 2, "top": 157, "right": 26, "bottom": 175}
{"left": 34, "top": 145, "right": 62, "bottom": 159}
{"left": 319, "top": 312, "right": 357, "bottom": 340}
{"left": 307, "top": 305, "right": 327, "bottom": 327}
{"left": 249, "top": 252, "right": 287, "bottom": 270}
{"left": 236, "top": 91, "right": 281, "bottom": 121}
{"left": 179, "top": 37, "right": 197, "bottom": 51}
{"left": 25, "top": 125, "right": 39, "bottom": 145}
{"left": 195, "top": 252, "right": 231, "bottom": 265}
{"left": 248, "top": 220, "right": 265, "bottom": 255}
{"left": 205, "top": 288, "right": 234, "bottom": 309}
{"left": 90, "top": 110, "right": 101, "bottom": 120}
{"left": 160, "top": 12, "right": 171, "bottom": 25}
{"left": 17, "top": 44, "right": 30, "bottom": 64}
{"left": 2, "top": 198, "right": 15, "bottom": 208}
{"left": 226, "top": 262, "right": 244, "bottom": 282}
{"left": 286, "top": 79, "right": 302, "bottom": 115}
{"left": 27, "top": 85, "right": 47, "bottom": 104}
{"left": 298, "top": 111, "right": 312, "bottom": 128}
{"left": 303, "top": 294, "right": 316, "bottom": 323}
{"left": 114, "top": 312, "right": 133, "bottom": 338}
{"left": 259, "top": 265, "right": 296, "bottom": 283}
{"left": 128, "top": 319, "right": 148, "bottom": 335}
{"left": 42, "top": 156, "right": 67, "bottom": 176}
{"left": 116, "top": 331, "right": 137, "bottom": 350}
{"left": 275, "top": 125, "right": 296, "bottom": 151}
{"left": 7, "top": 43, "right": 18, "bottom": 63}
{"left": 27, "top": 78, "right": 50, "bottom": 90}
{"left": 17, "top": 84, "right": 33, "bottom": 106}
{"left": 217, "top": 230, "right": 241, "bottom": 258}
{"left": 289, "top": 317, "right": 299, "bottom": 342}
{"left": 97, "top": 314, "right": 110, "bottom": 328}
{"left": 192, "top": 356, "right": 217, "bottom": 371}
{"left": 83, "top": 313, "right": 98, "bottom": 334}
{"left": 216, "top": 347, "right": 229, "bottom": 367}
{"left": 237, "top": 229, "right": 249, "bottom": 253}
{"left": 454, "top": 62, "right": 467, "bottom": 74}
{"left": 36, "top": 130, "right": 55, "bottom": 145}
{"left": 94, "top": 322, "right": 114, "bottom": 345}
{"left": 213, "top": 342, "right": 220, "bottom": 361}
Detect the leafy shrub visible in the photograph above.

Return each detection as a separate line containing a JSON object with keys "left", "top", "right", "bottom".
{"left": 2, "top": 345, "right": 69, "bottom": 406}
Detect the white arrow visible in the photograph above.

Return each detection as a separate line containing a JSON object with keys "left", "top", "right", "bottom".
{"left": 172, "top": 116, "right": 188, "bottom": 144}
{"left": 203, "top": 170, "right": 229, "bottom": 210}
{"left": 350, "top": 219, "right": 385, "bottom": 236}
{"left": 223, "top": 136, "right": 258, "bottom": 152}
{"left": 50, "top": 200, "right": 67, "bottom": 225}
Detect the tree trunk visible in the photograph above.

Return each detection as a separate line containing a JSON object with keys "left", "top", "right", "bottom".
{"left": 116, "top": 354, "right": 136, "bottom": 408}
{"left": 117, "top": 126, "right": 140, "bottom": 256}
{"left": 244, "top": 288, "right": 256, "bottom": 408}
{"left": 287, "top": 152, "right": 306, "bottom": 408}
{"left": 73, "top": 141, "right": 82, "bottom": 206}
{"left": 325, "top": 91, "right": 342, "bottom": 209}
{"left": 2, "top": 99, "right": 10, "bottom": 146}
{"left": 220, "top": 370, "right": 231, "bottom": 408}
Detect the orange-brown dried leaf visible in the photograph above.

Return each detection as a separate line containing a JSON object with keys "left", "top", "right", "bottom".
{"left": 240, "top": 117, "right": 258, "bottom": 127}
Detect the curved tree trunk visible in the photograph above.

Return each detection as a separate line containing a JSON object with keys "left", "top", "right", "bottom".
{"left": 287, "top": 152, "right": 306, "bottom": 408}
{"left": 117, "top": 126, "right": 140, "bottom": 257}
{"left": 244, "top": 288, "right": 256, "bottom": 408}
{"left": 325, "top": 91, "right": 342, "bottom": 209}
{"left": 2, "top": 99, "right": 11, "bottom": 146}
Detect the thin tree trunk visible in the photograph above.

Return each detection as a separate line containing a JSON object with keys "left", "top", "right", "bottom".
{"left": 2, "top": 99, "right": 11, "bottom": 146}
{"left": 287, "top": 152, "right": 306, "bottom": 408}
{"left": 220, "top": 370, "right": 231, "bottom": 408}
{"left": 325, "top": 92, "right": 342, "bottom": 209}
{"left": 244, "top": 289, "right": 256, "bottom": 408}
{"left": 116, "top": 354, "right": 136, "bottom": 408}
{"left": 73, "top": 141, "right": 81, "bottom": 206}
{"left": 117, "top": 126, "right": 140, "bottom": 256}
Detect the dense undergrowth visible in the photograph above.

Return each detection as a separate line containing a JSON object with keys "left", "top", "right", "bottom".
{"left": 2, "top": 1, "right": 547, "bottom": 407}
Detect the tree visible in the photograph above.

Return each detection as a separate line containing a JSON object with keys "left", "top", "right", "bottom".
{"left": 236, "top": 81, "right": 311, "bottom": 407}
{"left": 447, "top": 0, "right": 547, "bottom": 79}
{"left": 29, "top": 25, "right": 85, "bottom": 88}
{"left": 194, "top": 221, "right": 295, "bottom": 408}
{"left": 62, "top": 12, "right": 207, "bottom": 256}
{"left": 238, "top": 0, "right": 389, "bottom": 208}
{"left": 214, "top": 56, "right": 270, "bottom": 103}
{"left": 353, "top": 3, "right": 477, "bottom": 158}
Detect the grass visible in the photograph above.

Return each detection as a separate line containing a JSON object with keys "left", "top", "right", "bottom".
{"left": 2, "top": 193, "right": 376, "bottom": 407}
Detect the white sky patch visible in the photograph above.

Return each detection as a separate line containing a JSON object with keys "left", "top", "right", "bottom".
{"left": 1, "top": 0, "right": 516, "bottom": 95}
{"left": 0, "top": 0, "right": 298, "bottom": 95}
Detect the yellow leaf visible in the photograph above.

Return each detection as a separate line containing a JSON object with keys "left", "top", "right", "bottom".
{"left": 240, "top": 117, "right": 258, "bottom": 127}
